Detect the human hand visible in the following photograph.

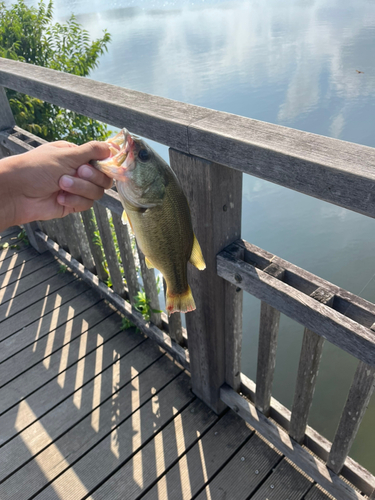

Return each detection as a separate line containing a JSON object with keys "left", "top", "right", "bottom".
{"left": 0, "top": 140, "right": 112, "bottom": 229}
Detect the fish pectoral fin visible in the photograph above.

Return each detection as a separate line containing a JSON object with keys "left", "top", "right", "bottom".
{"left": 189, "top": 234, "right": 206, "bottom": 270}
{"left": 121, "top": 210, "right": 129, "bottom": 225}
{"left": 145, "top": 257, "right": 154, "bottom": 269}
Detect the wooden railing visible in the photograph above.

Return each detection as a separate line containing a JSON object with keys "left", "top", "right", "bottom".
{"left": 1, "top": 58, "right": 375, "bottom": 500}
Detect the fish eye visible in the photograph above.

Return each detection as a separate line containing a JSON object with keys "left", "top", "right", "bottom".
{"left": 138, "top": 149, "right": 150, "bottom": 162}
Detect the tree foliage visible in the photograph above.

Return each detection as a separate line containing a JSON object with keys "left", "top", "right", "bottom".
{"left": 0, "top": 0, "right": 111, "bottom": 143}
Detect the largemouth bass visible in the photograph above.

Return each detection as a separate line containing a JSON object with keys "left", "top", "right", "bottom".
{"left": 91, "top": 128, "right": 206, "bottom": 314}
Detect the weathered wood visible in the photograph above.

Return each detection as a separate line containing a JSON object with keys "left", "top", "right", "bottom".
{"left": 2, "top": 60, "right": 375, "bottom": 220}
{"left": 69, "top": 212, "right": 95, "bottom": 271}
{"left": 143, "top": 410, "right": 252, "bottom": 500}
{"left": 23, "top": 222, "right": 46, "bottom": 253}
{"left": 220, "top": 385, "right": 365, "bottom": 500}
{"left": 88, "top": 399, "right": 217, "bottom": 500}
{"left": 240, "top": 374, "right": 375, "bottom": 497}
{"left": 217, "top": 249, "right": 375, "bottom": 366}
{"left": 112, "top": 212, "right": 140, "bottom": 306}
{"left": 0, "top": 252, "right": 54, "bottom": 288}
{"left": 60, "top": 215, "right": 82, "bottom": 260}
{"left": 196, "top": 434, "right": 281, "bottom": 500}
{"left": 29, "top": 373, "right": 194, "bottom": 500}
{"left": 170, "top": 150, "right": 242, "bottom": 414}
{"left": 93, "top": 202, "right": 125, "bottom": 296}
{"left": 0, "top": 59, "right": 210, "bottom": 153}
{"left": 0, "top": 125, "right": 44, "bottom": 155}
{"left": 81, "top": 208, "right": 108, "bottom": 281}
{"left": 305, "top": 485, "right": 336, "bottom": 500}
{"left": 35, "top": 230, "right": 190, "bottom": 370}
{"left": 0, "top": 344, "right": 169, "bottom": 488}
{"left": 136, "top": 243, "right": 162, "bottom": 327}
{"left": 328, "top": 361, "right": 375, "bottom": 474}
{"left": 237, "top": 239, "right": 375, "bottom": 329}
{"left": 250, "top": 459, "right": 312, "bottom": 500}
{"left": 163, "top": 277, "right": 183, "bottom": 344}
{"left": 255, "top": 263, "right": 284, "bottom": 415}
{"left": 0, "top": 86, "right": 15, "bottom": 131}
{"left": 97, "top": 188, "right": 122, "bottom": 215}
{"left": 290, "top": 288, "right": 335, "bottom": 443}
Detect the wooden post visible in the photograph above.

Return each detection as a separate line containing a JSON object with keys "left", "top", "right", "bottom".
{"left": 169, "top": 150, "right": 242, "bottom": 414}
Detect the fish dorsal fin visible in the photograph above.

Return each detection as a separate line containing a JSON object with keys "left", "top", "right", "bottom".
{"left": 189, "top": 234, "right": 206, "bottom": 270}
{"left": 121, "top": 210, "right": 128, "bottom": 225}
{"left": 145, "top": 257, "right": 154, "bottom": 269}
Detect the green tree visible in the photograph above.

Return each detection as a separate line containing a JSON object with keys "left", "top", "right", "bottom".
{"left": 0, "top": 0, "right": 111, "bottom": 143}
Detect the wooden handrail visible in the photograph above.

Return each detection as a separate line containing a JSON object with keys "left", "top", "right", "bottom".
{"left": 1, "top": 58, "right": 375, "bottom": 218}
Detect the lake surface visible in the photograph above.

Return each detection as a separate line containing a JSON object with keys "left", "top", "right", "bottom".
{"left": 10, "top": 0, "right": 375, "bottom": 472}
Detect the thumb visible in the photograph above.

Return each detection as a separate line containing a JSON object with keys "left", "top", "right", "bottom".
{"left": 71, "top": 141, "right": 111, "bottom": 166}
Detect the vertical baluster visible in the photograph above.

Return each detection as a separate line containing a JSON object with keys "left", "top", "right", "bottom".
{"left": 137, "top": 244, "right": 162, "bottom": 328}
{"left": 81, "top": 208, "right": 108, "bottom": 282}
{"left": 54, "top": 219, "right": 69, "bottom": 250}
{"left": 170, "top": 149, "right": 242, "bottom": 414}
{"left": 93, "top": 203, "right": 125, "bottom": 296}
{"left": 328, "top": 360, "right": 375, "bottom": 474}
{"left": 255, "top": 263, "right": 284, "bottom": 416}
{"left": 60, "top": 215, "right": 81, "bottom": 260}
{"left": 290, "top": 287, "right": 335, "bottom": 443}
{"left": 112, "top": 212, "right": 139, "bottom": 306}
{"left": 163, "top": 278, "right": 183, "bottom": 345}
{"left": 0, "top": 86, "right": 15, "bottom": 159}
{"left": 70, "top": 212, "right": 95, "bottom": 272}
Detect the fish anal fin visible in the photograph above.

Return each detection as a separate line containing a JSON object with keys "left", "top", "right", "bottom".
{"left": 166, "top": 286, "right": 196, "bottom": 315}
{"left": 145, "top": 257, "right": 154, "bottom": 269}
{"left": 121, "top": 210, "right": 128, "bottom": 225}
{"left": 189, "top": 234, "right": 206, "bottom": 271}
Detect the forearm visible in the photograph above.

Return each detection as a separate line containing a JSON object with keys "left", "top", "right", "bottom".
{"left": 0, "top": 155, "right": 19, "bottom": 232}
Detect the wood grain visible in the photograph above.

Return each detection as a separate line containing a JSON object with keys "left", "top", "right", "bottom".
{"left": 217, "top": 249, "right": 375, "bottom": 365}
{"left": 170, "top": 149, "right": 242, "bottom": 413}
{"left": 81, "top": 208, "right": 108, "bottom": 281}
{"left": 289, "top": 288, "right": 335, "bottom": 443}
{"left": 220, "top": 385, "right": 365, "bottom": 500}
{"left": 0, "top": 86, "right": 15, "bottom": 131}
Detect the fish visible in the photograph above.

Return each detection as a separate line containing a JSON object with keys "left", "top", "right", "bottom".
{"left": 91, "top": 128, "right": 206, "bottom": 315}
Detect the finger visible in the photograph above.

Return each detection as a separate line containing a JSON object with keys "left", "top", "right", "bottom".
{"left": 59, "top": 175, "right": 105, "bottom": 201}
{"left": 71, "top": 141, "right": 111, "bottom": 165}
{"left": 57, "top": 192, "right": 95, "bottom": 212}
{"left": 76, "top": 164, "right": 113, "bottom": 189}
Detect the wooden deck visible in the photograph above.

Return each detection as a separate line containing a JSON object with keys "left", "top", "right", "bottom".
{"left": 0, "top": 228, "right": 337, "bottom": 500}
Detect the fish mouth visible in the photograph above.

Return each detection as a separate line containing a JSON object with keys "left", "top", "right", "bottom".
{"left": 91, "top": 128, "right": 135, "bottom": 180}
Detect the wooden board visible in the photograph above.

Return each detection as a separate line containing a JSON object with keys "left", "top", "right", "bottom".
{"left": 0, "top": 300, "right": 108, "bottom": 387}
{"left": 0, "top": 329, "right": 145, "bottom": 445}
{"left": 0, "top": 278, "right": 87, "bottom": 342}
{"left": 142, "top": 410, "right": 253, "bottom": 500}
{"left": 0, "top": 342, "right": 168, "bottom": 486}
{"left": 196, "top": 434, "right": 281, "bottom": 500}
{"left": 250, "top": 458, "right": 312, "bottom": 500}
{"left": 87, "top": 399, "right": 218, "bottom": 500}
{"left": 0, "top": 252, "right": 54, "bottom": 286}
{"left": 0, "top": 260, "right": 60, "bottom": 306}
{"left": 29, "top": 373, "right": 194, "bottom": 500}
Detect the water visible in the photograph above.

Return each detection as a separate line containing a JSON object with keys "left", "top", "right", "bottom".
{"left": 7, "top": 0, "right": 375, "bottom": 473}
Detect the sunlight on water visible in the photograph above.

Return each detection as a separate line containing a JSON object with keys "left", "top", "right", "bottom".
{"left": 6, "top": 0, "right": 375, "bottom": 472}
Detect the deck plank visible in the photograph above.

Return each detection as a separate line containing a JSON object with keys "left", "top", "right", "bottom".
{"left": 250, "top": 459, "right": 312, "bottom": 500}
{"left": 305, "top": 485, "right": 336, "bottom": 500}
{"left": 0, "top": 329, "right": 145, "bottom": 445}
{"left": 0, "top": 341, "right": 168, "bottom": 490}
{"left": 32, "top": 372, "right": 193, "bottom": 500}
{"left": 0, "top": 278, "right": 88, "bottom": 342}
{"left": 0, "top": 260, "right": 62, "bottom": 306}
{"left": 0, "top": 310, "right": 125, "bottom": 414}
{"left": 0, "top": 246, "right": 43, "bottom": 277}
{"left": 196, "top": 434, "right": 282, "bottom": 500}
{"left": 0, "top": 252, "right": 55, "bottom": 288}
{"left": 0, "top": 300, "right": 109, "bottom": 387}
{"left": 141, "top": 410, "right": 253, "bottom": 500}
{"left": 0, "top": 288, "right": 103, "bottom": 362}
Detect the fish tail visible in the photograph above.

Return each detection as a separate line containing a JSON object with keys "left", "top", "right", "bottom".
{"left": 166, "top": 286, "right": 196, "bottom": 315}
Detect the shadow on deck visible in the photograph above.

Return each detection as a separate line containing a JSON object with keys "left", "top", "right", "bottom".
{"left": 0, "top": 228, "right": 334, "bottom": 500}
